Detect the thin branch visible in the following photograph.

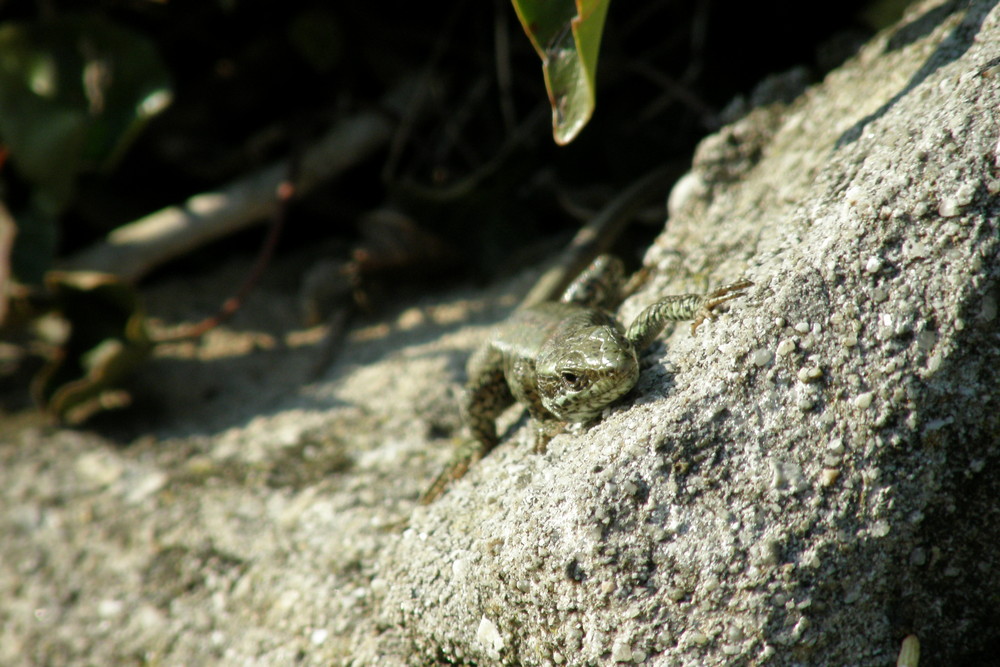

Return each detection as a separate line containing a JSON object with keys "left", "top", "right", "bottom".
{"left": 64, "top": 110, "right": 395, "bottom": 282}
{"left": 494, "top": 0, "right": 517, "bottom": 133}
{"left": 520, "top": 166, "right": 670, "bottom": 309}
{"left": 152, "top": 159, "right": 299, "bottom": 342}
{"left": 0, "top": 200, "right": 16, "bottom": 327}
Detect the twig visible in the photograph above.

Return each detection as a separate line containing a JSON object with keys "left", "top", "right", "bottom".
{"left": 494, "top": 0, "right": 517, "bottom": 133}
{"left": 64, "top": 110, "right": 395, "bottom": 282}
{"left": 381, "top": 5, "right": 465, "bottom": 184}
{"left": 519, "top": 166, "right": 670, "bottom": 308}
{"left": 631, "top": 61, "right": 720, "bottom": 128}
{"left": 153, "top": 158, "right": 299, "bottom": 342}
{"left": 0, "top": 200, "right": 16, "bottom": 326}
{"left": 395, "top": 105, "right": 546, "bottom": 203}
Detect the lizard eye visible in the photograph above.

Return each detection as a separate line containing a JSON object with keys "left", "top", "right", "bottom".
{"left": 560, "top": 370, "right": 586, "bottom": 391}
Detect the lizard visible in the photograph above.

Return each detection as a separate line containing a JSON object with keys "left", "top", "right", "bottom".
{"left": 421, "top": 254, "right": 752, "bottom": 503}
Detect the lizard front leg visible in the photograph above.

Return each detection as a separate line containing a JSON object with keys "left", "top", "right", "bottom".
{"left": 421, "top": 345, "right": 513, "bottom": 504}
{"left": 625, "top": 279, "right": 753, "bottom": 350}
{"left": 505, "top": 355, "right": 566, "bottom": 454}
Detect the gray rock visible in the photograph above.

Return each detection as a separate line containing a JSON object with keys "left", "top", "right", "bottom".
{"left": 370, "top": 1, "right": 1000, "bottom": 664}
{"left": 2, "top": 1, "right": 998, "bottom": 665}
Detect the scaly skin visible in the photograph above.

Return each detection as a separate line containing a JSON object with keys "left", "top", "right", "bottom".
{"left": 421, "top": 256, "right": 751, "bottom": 503}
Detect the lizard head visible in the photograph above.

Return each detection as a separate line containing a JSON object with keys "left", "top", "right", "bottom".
{"left": 535, "top": 321, "right": 639, "bottom": 423}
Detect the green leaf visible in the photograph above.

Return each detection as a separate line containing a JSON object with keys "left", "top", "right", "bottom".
{"left": 0, "top": 14, "right": 173, "bottom": 283}
{"left": 0, "top": 14, "right": 172, "bottom": 176}
{"left": 510, "top": 0, "right": 610, "bottom": 145}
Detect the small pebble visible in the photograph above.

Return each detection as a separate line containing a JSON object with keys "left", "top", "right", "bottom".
{"left": 476, "top": 616, "right": 504, "bottom": 652}
{"left": 125, "top": 470, "right": 167, "bottom": 504}
{"left": 820, "top": 468, "right": 840, "bottom": 486}
{"left": 844, "top": 184, "right": 864, "bottom": 204}
{"left": 776, "top": 339, "right": 796, "bottom": 356}
{"left": 75, "top": 452, "right": 124, "bottom": 488}
{"left": 452, "top": 558, "right": 470, "bottom": 578}
{"left": 796, "top": 366, "right": 823, "bottom": 383}
{"left": 938, "top": 198, "right": 962, "bottom": 217}
{"left": 611, "top": 639, "right": 633, "bottom": 662}
{"left": 752, "top": 348, "right": 773, "bottom": 367}
{"left": 369, "top": 578, "right": 387, "bottom": 595}
{"left": 97, "top": 599, "right": 124, "bottom": 618}
{"left": 689, "top": 630, "right": 709, "bottom": 645}
{"left": 666, "top": 587, "right": 686, "bottom": 602}
{"left": 854, "top": 392, "right": 874, "bottom": 409}
{"left": 926, "top": 353, "right": 943, "bottom": 373}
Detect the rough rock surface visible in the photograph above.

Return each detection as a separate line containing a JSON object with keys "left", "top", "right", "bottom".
{"left": 373, "top": 1, "right": 1000, "bottom": 664}
{"left": 1, "top": 0, "right": 998, "bottom": 665}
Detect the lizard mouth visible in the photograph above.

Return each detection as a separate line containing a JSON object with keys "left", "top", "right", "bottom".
{"left": 536, "top": 316, "right": 640, "bottom": 423}
{"left": 540, "top": 361, "right": 639, "bottom": 423}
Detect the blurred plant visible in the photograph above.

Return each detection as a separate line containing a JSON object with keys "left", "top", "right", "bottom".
{"left": 0, "top": 12, "right": 169, "bottom": 421}
{"left": 0, "top": 12, "right": 172, "bottom": 284}
{"left": 30, "top": 271, "right": 152, "bottom": 424}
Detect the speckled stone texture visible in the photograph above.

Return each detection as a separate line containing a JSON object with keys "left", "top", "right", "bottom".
{"left": 370, "top": 1, "right": 1000, "bottom": 664}
{"left": 2, "top": 1, "right": 998, "bottom": 665}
